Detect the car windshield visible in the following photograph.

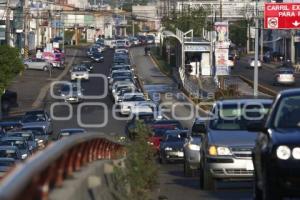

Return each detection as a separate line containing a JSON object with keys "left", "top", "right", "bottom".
{"left": 273, "top": 95, "right": 300, "bottom": 129}
{"left": 23, "top": 114, "right": 46, "bottom": 122}
{"left": 7, "top": 133, "right": 34, "bottom": 141}
{"left": 112, "top": 72, "right": 132, "bottom": 78}
{"left": 166, "top": 134, "right": 184, "bottom": 142}
{"left": 210, "top": 103, "right": 271, "bottom": 130}
{"left": 123, "top": 96, "right": 145, "bottom": 101}
{"left": 0, "top": 140, "right": 26, "bottom": 150}
{"left": 73, "top": 67, "right": 87, "bottom": 72}
{"left": 278, "top": 69, "right": 294, "bottom": 74}
{"left": 0, "top": 150, "right": 18, "bottom": 159}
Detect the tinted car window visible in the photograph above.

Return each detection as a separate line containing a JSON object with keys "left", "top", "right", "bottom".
{"left": 274, "top": 95, "right": 300, "bottom": 129}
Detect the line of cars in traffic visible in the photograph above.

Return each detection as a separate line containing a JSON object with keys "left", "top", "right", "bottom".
{"left": 0, "top": 110, "right": 87, "bottom": 177}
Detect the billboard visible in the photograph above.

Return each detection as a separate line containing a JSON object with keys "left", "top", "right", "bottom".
{"left": 264, "top": 3, "right": 300, "bottom": 29}
{"left": 215, "top": 48, "right": 230, "bottom": 76}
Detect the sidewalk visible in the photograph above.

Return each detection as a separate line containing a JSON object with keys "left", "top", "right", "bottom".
{"left": 6, "top": 48, "right": 79, "bottom": 115}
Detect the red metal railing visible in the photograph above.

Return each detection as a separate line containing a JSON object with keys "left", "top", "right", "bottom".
{"left": 0, "top": 133, "right": 125, "bottom": 200}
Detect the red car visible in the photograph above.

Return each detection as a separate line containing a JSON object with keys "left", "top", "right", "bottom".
{"left": 148, "top": 124, "right": 177, "bottom": 153}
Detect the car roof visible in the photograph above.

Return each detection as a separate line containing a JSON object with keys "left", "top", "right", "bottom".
{"left": 277, "top": 88, "right": 300, "bottom": 97}
{"left": 124, "top": 92, "right": 143, "bottom": 96}
{"left": 216, "top": 97, "right": 273, "bottom": 104}
{"left": 1, "top": 137, "right": 25, "bottom": 141}
{"left": 25, "top": 110, "right": 45, "bottom": 115}
{"left": 22, "top": 125, "right": 45, "bottom": 129}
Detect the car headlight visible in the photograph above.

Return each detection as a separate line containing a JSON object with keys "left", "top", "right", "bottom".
{"left": 21, "top": 154, "right": 28, "bottom": 159}
{"left": 188, "top": 144, "right": 200, "bottom": 151}
{"left": 61, "top": 94, "right": 65, "bottom": 96}
{"left": 165, "top": 147, "right": 172, "bottom": 151}
{"left": 147, "top": 141, "right": 154, "bottom": 145}
{"left": 292, "top": 147, "right": 300, "bottom": 159}
{"left": 208, "top": 146, "right": 232, "bottom": 156}
{"left": 276, "top": 145, "right": 291, "bottom": 160}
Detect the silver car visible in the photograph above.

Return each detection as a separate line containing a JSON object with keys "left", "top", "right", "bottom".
{"left": 274, "top": 67, "right": 295, "bottom": 86}
{"left": 183, "top": 117, "right": 204, "bottom": 176}
{"left": 22, "top": 110, "right": 53, "bottom": 135}
{"left": 24, "top": 58, "right": 50, "bottom": 71}
{"left": 199, "top": 98, "right": 273, "bottom": 190}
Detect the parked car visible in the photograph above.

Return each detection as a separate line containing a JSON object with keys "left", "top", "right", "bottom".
{"left": 137, "top": 35, "right": 147, "bottom": 45}
{"left": 250, "top": 89, "right": 300, "bottom": 199}
{"left": 274, "top": 67, "right": 296, "bottom": 86}
{"left": 0, "top": 137, "right": 31, "bottom": 159}
{"left": 118, "top": 93, "right": 147, "bottom": 115}
{"left": 21, "top": 126, "right": 49, "bottom": 149}
{"left": 91, "top": 51, "right": 104, "bottom": 62}
{"left": 149, "top": 124, "right": 178, "bottom": 153}
{"left": 112, "top": 81, "right": 136, "bottom": 101}
{"left": 0, "top": 146, "right": 23, "bottom": 160}
{"left": 80, "top": 61, "right": 94, "bottom": 72}
{"left": 159, "top": 130, "right": 188, "bottom": 164}
{"left": 6, "top": 131, "right": 38, "bottom": 153}
{"left": 22, "top": 110, "right": 53, "bottom": 135}
{"left": 70, "top": 66, "right": 89, "bottom": 81}
{"left": 57, "top": 128, "right": 86, "bottom": 139}
{"left": 0, "top": 121, "right": 22, "bottom": 132}
{"left": 183, "top": 117, "right": 205, "bottom": 176}
{"left": 111, "top": 64, "right": 132, "bottom": 73}
{"left": 228, "top": 54, "right": 236, "bottom": 68}
{"left": 199, "top": 98, "right": 273, "bottom": 190}
{"left": 108, "top": 70, "right": 134, "bottom": 85}
{"left": 59, "top": 83, "right": 84, "bottom": 104}
{"left": 146, "top": 35, "right": 155, "bottom": 44}
{"left": 24, "top": 58, "right": 50, "bottom": 71}
{"left": 248, "top": 58, "right": 262, "bottom": 68}
{"left": 114, "top": 86, "right": 139, "bottom": 103}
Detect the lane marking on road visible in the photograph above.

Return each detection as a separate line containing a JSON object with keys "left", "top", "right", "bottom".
{"left": 32, "top": 49, "right": 78, "bottom": 109}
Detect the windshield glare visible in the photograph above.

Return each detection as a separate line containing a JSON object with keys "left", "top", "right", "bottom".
{"left": 210, "top": 103, "right": 271, "bottom": 130}
{"left": 274, "top": 96, "right": 300, "bottom": 129}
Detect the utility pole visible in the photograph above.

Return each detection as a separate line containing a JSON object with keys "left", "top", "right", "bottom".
{"left": 219, "top": 0, "right": 222, "bottom": 21}
{"left": 24, "top": 0, "right": 29, "bottom": 58}
{"left": 5, "top": 0, "right": 11, "bottom": 46}
{"left": 132, "top": 15, "right": 135, "bottom": 36}
{"left": 260, "top": 18, "right": 264, "bottom": 61}
{"left": 291, "top": 30, "right": 295, "bottom": 63}
{"left": 254, "top": 0, "right": 259, "bottom": 96}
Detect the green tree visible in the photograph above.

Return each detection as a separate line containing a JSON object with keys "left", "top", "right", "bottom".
{"left": 229, "top": 20, "right": 247, "bottom": 47}
{"left": 162, "top": 7, "right": 210, "bottom": 37}
{"left": 0, "top": 45, "right": 23, "bottom": 94}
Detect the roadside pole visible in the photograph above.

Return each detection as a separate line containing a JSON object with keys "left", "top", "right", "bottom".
{"left": 24, "top": 0, "right": 29, "bottom": 58}
{"left": 254, "top": 1, "right": 259, "bottom": 97}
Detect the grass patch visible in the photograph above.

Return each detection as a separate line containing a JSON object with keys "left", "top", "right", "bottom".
{"left": 150, "top": 47, "right": 172, "bottom": 76}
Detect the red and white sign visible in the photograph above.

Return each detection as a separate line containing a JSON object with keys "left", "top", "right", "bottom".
{"left": 264, "top": 3, "right": 300, "bottom": 29}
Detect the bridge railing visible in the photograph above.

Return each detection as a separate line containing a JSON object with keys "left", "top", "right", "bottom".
{"left": 0, "top": 133, "right": 125, "bottom": 200}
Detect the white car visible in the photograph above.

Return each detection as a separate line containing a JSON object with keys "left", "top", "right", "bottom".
{"left": 70, "top": 66, "right": 89, "bottom": 81}
{"left": 115, "top": 48, "right": 128, "bottom": 54}
{"left": 108, "top": 70, "right": 134, "bottom": 85}
{"left": 130, "top": 104, "right": 154, "bottom": 116}
{"left": 248, "top": 58, "right": 262, "bottom": 68}
{"left": 24, "top": 58, "right": 50, "bottom": 71}
{"left": 112, "top": 81, "right": 136, "bottom": 102}
{"left": 118, "top": 93, "right": 147, "bottom": 115}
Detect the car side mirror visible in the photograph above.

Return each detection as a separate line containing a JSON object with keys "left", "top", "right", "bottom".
{"left": 247, "top": 121, "right": 266, "bottom": 132}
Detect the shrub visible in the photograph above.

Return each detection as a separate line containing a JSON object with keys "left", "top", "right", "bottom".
{"left": 115, "top": 121, "right": 158, "bottom": 200}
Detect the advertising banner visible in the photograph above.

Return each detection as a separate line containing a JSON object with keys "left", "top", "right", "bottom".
{"left": 215, "top": 48, "right": 230, "bottom": 75}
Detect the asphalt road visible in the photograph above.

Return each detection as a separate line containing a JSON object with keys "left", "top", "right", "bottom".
{"left": 232, "top": 58, "right": 300, "bottom": 92}
{"left": 44, "top": 48, "right": 127, "bottom": 138}
{"left": 131, "top": 47, "right": 253, "bottom": 200}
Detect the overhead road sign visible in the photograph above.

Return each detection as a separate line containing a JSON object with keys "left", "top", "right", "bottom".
{"left": 264, "top": 3, "right": 300, "bottom": 29}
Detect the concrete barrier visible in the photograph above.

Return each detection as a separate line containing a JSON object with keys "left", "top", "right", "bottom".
{"left": 49, "top": 159, "right": 127, "bottom": 200}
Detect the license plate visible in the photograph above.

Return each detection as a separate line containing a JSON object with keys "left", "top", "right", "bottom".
{"left": 246, "top": 162, "right": 254, "bottom": 170}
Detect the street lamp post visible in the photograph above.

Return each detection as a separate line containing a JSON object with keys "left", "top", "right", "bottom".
{"left": 254, "top": 0, "right": 259, "bottom": 96}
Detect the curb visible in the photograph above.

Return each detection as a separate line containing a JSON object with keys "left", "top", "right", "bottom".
{"left": 238, "top": 75, "right": 277, "bottom": 97}
{"left": 149, "top": 53, "right": 171, "bottom": 77}
{"left": 31, "top": 49, "right": 78, "bottom": 109}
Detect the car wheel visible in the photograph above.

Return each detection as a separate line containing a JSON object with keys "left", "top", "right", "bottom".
{"left": 184, "top": 159, "right": 193, "bottom": 177}
{"left": 203, "top": 165, "right": 215, "bottom": 191}
{"left": 43, "top": 66, "right": 48, "bottom": 71}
